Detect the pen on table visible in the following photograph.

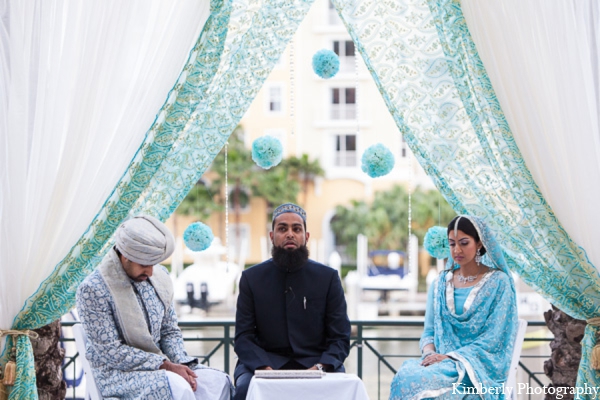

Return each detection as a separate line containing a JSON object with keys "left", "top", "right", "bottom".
{"left": 304, "top": 297, "right": 306, "bottom": 309}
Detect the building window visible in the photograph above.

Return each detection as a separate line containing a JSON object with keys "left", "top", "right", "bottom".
{"left": 333, "top": 40, "right": 355, "bottom": 73}
{"left": 331, "top": 88, "right": 356, "bottom": 120}
{"left": 267, "top": 85, "right": 283, "bottom": 114}
{"left": 334, "top": 134, "right": 357, "bottom": 167}
{"left": 400, "top": 135, "right": 408, "bottom": 158}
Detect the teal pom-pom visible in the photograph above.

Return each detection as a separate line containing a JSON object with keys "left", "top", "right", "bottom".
{"left": 252, "top": 136, "right": 283, "bottom": 169}
{"left": 184, "top": 222, "right": 214, "bottom": 252}
{"left": 312, "top": 49, "right": 340, "bottom": 79}
{"left": 424, "top": 226, "right": 450, "bottom": 259}
{"left": 361, "top": 143, "right": 395, "bottom": 178}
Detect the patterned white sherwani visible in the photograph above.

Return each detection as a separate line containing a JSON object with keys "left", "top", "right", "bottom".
{"left": 77, "top": 249, "right": 231, "bottom": 399}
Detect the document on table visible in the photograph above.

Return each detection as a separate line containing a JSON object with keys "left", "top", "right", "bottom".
{"left": 254, "top": 370, "right": 325, "bottom": 379}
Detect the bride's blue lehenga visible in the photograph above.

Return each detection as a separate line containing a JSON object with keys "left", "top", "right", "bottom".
{"left": 389, "top": 216, "right": 518, "bottom": 400}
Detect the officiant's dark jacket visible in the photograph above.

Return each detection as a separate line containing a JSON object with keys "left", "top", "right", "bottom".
{"left": 233, "top": 258, "right": 351, "bottom": 380}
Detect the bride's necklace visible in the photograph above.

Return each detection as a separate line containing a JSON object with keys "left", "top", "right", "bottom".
{"left": 456, "top": 270, "right": 479, "bottom": 283}
{"left": 456, "top": 274, "right": 478, "bottom": 283}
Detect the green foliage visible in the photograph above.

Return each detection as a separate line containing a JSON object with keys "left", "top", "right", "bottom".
{"left": 212, "top": 126, "right": 255, "bottom": 211}
{"left": 177, "top": 127, "right": 253, "bottom": 220}
{"left": 286, "top": 154, "right": 325, "bottom": 207}
{"left": 330, "top": 185, "right": 455, "bottom": 259}
{"left": 211, "top": 128, "right": 254, "bottom": 180}
{"left": 176, "top": 180, "right": 222, "bottom": 220}
{"left": 252, "top": 166, "right": 301, "bottom": 215}
{"left": 177, "top": 126, "right": 321, "bottom": 225}
{"left": 286, "top": 154, "right": 325, "bottom": 180}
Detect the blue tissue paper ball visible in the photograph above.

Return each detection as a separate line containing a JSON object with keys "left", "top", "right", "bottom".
{"left": 312, "top": 49, "right": 340, "bottom": 79}
{"left": 424, "top": 226, "right": 451, "bottom": 259}
{"left": 361, "top": 143, "right": 395, "bottom": 178}
{"left": 252, "top": 136, "right": 283, "bottom": 169}
{"left": 184, "top": 222, "right": 214, "bottom": 252}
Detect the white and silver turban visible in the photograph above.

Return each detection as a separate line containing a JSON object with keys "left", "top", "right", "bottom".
{"left": 114, "top": 215, "right": 175, "bottom": 265}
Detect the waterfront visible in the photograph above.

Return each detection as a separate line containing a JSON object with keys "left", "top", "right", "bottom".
{"left": 62, "top": 314, "right": 553, "bottom": 400}
{"left": 178, "top": 321, "right": 552, "bottom": 400}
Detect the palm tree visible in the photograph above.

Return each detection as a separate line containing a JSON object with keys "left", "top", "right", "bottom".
{"left": 177, "top": 125, "right": 255, "bottom": 261}
{"left": 409, "top": 188, "right": 456, "bottom": 240}
{"left": 176, "top": 129, "right": 313, "bottom": 256}
{"left": 252, "top": 165, "right": 301, "bottom": 238}
{"left": 210, "top": 127, "right": 255, "bottom": 258}
{"left": 330, "top": 200, "right": 371, "bottom": 258}
{"left": 176, "top": 179, "right": 222, "bottom": 222}
{"left": 286, "top": 154, "right": 324, "bottom": 207}
{"left": 330, "top": 185, "right": 455, "bottom": 260}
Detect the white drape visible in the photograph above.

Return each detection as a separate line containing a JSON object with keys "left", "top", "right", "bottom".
{"left": 462, "top": 0, "right": 600, "bottom": 270}
{"left": 0, "top": 0, "right": 209, "bottom": 337}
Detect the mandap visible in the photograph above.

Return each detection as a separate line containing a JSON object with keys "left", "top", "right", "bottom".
{"left": 0, "top": 0, "right": 599, "bottom": 398}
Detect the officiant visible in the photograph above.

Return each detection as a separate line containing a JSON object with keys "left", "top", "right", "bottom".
{"left": 233, "top": 203, "right": 351, "bottom": 400}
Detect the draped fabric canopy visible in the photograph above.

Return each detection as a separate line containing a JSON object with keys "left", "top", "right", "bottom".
{"left": 331, "top": 0, "right": 600, "bottom": 394}
{"left": 462, "top": 0, "right": 600, "bottom": 272}
{"left": 461, "top": 0, "right": 600, "bottom": 389}
{"left": 0, "top": 2, "right": 211, "bottom": 397}
{"left": 1, "top": 0, "right": 314, "bottom": 397}
{"left": 0, "top": 0, "right": 210, "bottom": 348}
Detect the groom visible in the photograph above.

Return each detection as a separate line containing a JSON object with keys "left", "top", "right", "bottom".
{"left": 77, "top": 215, "right": 231, "bottom": 399}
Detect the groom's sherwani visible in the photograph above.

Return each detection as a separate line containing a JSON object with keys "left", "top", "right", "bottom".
{"left": 77, "top": 249, "right": 229, "bottom": 399}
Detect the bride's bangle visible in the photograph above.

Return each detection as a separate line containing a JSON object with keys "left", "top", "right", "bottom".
{"left": 422, "top": 351, "right": 436, "bottom": 358}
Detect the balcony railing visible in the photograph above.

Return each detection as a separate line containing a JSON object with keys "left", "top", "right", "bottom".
{"left": 339, "top": 57, "right": 355, "bottom": 73}
{"left": 60, "top": 320, "right": 552, "bottom": 400}
{"left": 334, "top": 152, "right": 357, "bottom": 167}
{"left": 330, "top": 104, "right": 357, "bottom": 120}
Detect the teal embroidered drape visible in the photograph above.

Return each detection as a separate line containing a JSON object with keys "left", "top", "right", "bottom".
{"left": 331, "top": 0, "right": 600, "bottom": 393}
{"left": 3, "top": 0, "right": 315, "bottom": 397}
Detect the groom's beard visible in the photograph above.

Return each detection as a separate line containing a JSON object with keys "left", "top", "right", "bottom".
{"left": 272, "top": 244, "right": 309, "bottom": 272}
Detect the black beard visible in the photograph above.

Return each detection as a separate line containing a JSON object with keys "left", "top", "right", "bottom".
{"left": 271, "top": 244, "right": 309, "bottom": 272}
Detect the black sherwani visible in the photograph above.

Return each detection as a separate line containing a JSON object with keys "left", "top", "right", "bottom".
{"left": 233, "top": 259, "right": 351, "bottom": 399}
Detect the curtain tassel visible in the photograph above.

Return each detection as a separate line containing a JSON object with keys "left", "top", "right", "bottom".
{"left": 592, "top": 345, "right": 600, "bottom": 370}
{"left": 587, "top": 318, "right": 600, "bottom": 369}
{"left": 1, "top": 361, "right": 15, "bottom": 386}
{"left": 0, "top": 329, "right": 40, "bottom": 389}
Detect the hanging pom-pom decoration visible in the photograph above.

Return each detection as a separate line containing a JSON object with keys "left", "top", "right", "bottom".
{"left": 183, "top": 222, "right": 214, "bottom": 252}
{"left": 361, "top": 143, "right": 395, "bottom": 178}
{"left": 252, "top": 136, "right": 283, "bottom": 169}
{"left": 424, "top": 226, "right": 450, "bottom": 259}
{"left": 312, "top": 49, "right": 340, "bottom": 79}
{"left": 2, "top": 361, "right": 15, "bottom": 386}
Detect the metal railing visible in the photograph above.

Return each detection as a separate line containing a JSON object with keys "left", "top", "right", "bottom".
{"left": 60, "top": 320, "right": 552, "bottom": 400}
{"left": 349, "top": 320, "right": 551, "bottom": 400}
{"left": 330, "top": 104, "right": 357, "bottom": 120}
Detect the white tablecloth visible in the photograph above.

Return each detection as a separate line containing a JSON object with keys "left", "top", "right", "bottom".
{"left": 247, "top": 373, "right": 370, "bottom": 400}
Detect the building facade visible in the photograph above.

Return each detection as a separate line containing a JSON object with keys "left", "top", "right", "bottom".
{"left": 170, "top": 0, "right": 434, "bottom": 266}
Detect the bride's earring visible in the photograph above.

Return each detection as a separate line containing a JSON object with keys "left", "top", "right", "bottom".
{"left": 475, "top": 248, "right": 482, "bottom": 266}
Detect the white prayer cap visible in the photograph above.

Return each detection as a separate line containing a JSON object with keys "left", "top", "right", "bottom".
{"left": 114, "top": 215, "right": 175, "bottom": 265}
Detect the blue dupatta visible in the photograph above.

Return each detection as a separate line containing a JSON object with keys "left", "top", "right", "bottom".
{"left": 390, "top": 216, "right": 518, "bottom": 400}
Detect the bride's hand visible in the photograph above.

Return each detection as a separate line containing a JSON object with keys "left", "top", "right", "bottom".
{"left": 421, "top": 353, "right": 449, "bottom": 367}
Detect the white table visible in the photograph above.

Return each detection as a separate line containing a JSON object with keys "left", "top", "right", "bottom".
{"left": 247, "top": 373, "right": 370, "bottom": 400}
